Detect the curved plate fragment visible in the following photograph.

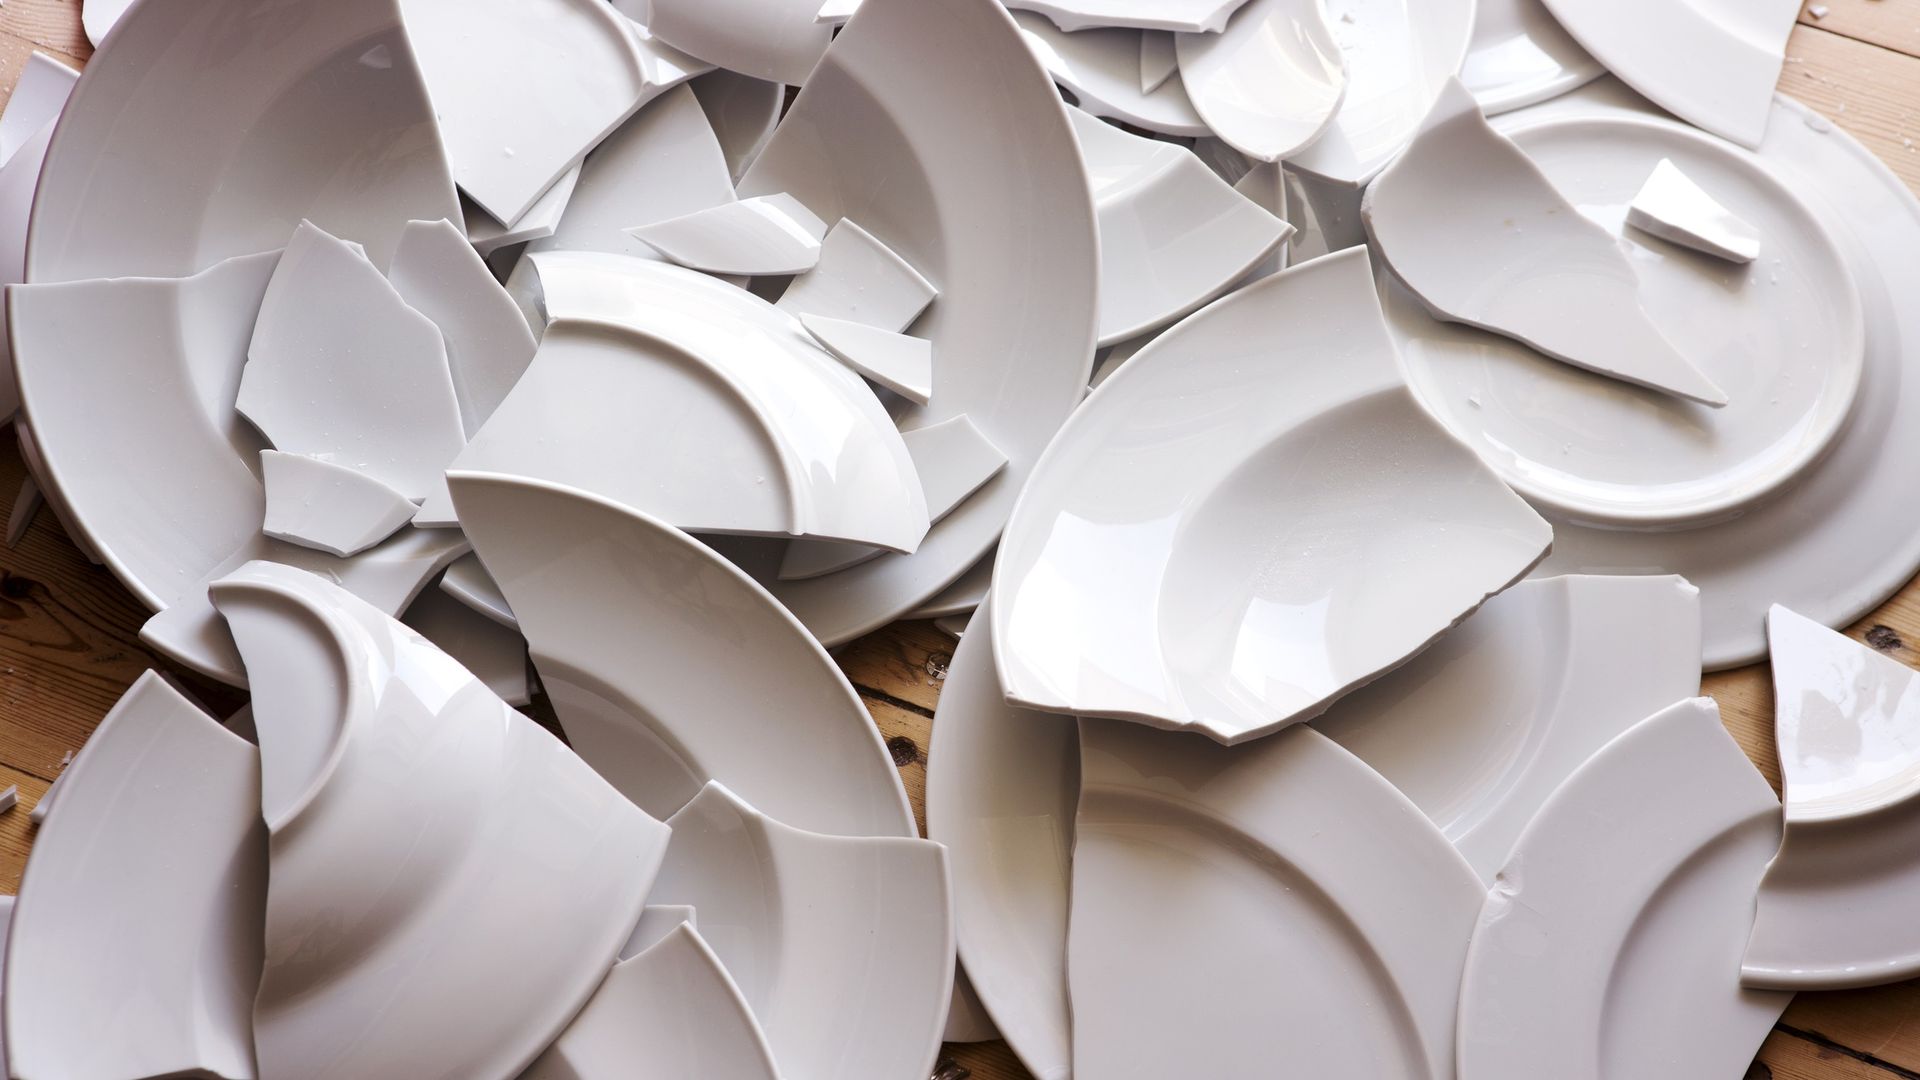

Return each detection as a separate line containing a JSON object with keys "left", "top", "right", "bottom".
{"left": 801, "top": 314, "right": 933, "bottom": 404}
{"left": 690, "top": 70, "right": 786, "bottom": 184}
{"left": 630, "top": 193, "right": 829, "bottom": 275}
{"left": 260, "top": 450, "right": 417, "bottom": 558}
{"left": 388, "top": 217, "right": 540, "bottom": 435}
{"left": 1173, "top": 0, "right": 1345, "bottom": 163}
{"left": 400, "top": 583, "right": 532, "bottom": 707}
{"left": 1015, "top": 14, "right": 1210, "bottom": 137}
{"left": 1008, "top": 0, "right": 1250, "bottom": 32}
{"left": 441, "top": 552, "right": 518, "bottom": 629}
{"left": 465, "top": 166, "right": 580, "bottom": 256}
{"left": 646, "top": 0, "right": 832, "bottom": 85}
{"left": 1463, "top": 0, "right": 1603, "bottom": 115}
{"left": 1626, "top": 157, "right": 1762, "bottom": 263}
{"left": 777, "top": 218, "right": 938, "bottom": 332}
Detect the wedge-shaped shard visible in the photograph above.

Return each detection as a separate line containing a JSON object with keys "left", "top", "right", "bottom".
{"left": 620, "top": 904, "right": 697, "bottom": 961}
{"left": 1016, "top": 14, "right": 1208, "bottom": 138}
{"left": 1458, "top": 699, "right": 1790, "bottom": 1079}
{"left": 1627, "top": 157, "right": 1762, "bottom": 264}
{"left": 690, "top": 69, "right": 785, "bottom": 184}
{"left": 802, "top": 314, "right": 933, "bottom": 404}
{"left": 1139, "top": 31, "right": 1176, "bottom": 93}
{"left": 451, "top": 472, "right": 917, "bottom": 838}
{"left": 0, "top": 121, "right": 57, "bottom": 421}
{"left": 389, "top": 218, "right": 540, "bottom": 435}
{"left": 1008, "top": 0, "right": 1251, "bottom": 33}
{"left": 81, "top": 0, "right": 134, "bottom": 46}
{"left": 5, "top": 672, "right": 266, "bottom": 1080}
{"left": 629, "top": 193, "right": 829, "bottom": 275}
{"left": 650, "top": 783, "right": 953, "bottom": 1080}
{"left": 1364, "top": 80, "right": 1728, "bottom": 406}
{"left": 778, "top": 218, "right": 939, "bottom": 331}
{"left": 465, "top": 166, "right": 580, "bottom": 256}
{"left": 645, "top": 0, "right": 833, "bottom": 85}
{"left": 401, "top": 584, "right": 531, "bottom": 706}
{"left": 260, "top": 450, "right": 417, "bottom": 557}
{"left": 992, "top": 248, "right": 1553, "bottom": 744}
{"left": 211, "top": 561, "right": 667, "bottom": 1080}
{"left": 1174, "top": 0, "right": 1345, "bottom": 163}
{"left": 0, "top": 53, "right": 79, "bottom": 167}
{"left": 1742, "top": 606, "right": 1920, "bottom": 990}
{"left": 441, "top": 551, "right": 518, "bottom": 628}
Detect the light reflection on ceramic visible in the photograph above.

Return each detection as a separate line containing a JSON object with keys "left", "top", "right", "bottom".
{"left": 992, "top": 248, "right": 1551, "bottom": 745}
{"left": 690, "top": 70, "right": 786, "bottom": 183}
{"left": 1174, "top": 0, "right": 1345, "bottom": 163}
{"left": 629, "top": 193, "right": 829, "bottom": 276}
{"left": 1008, "top": 0, "right": 1251, "bottom": 33}
{"left": 1014, "top": 13, "right": 1210, "bottom": 138}
{"left": 388, "top": 218, "right": 540, "bottom": 436}
{"left": 801, "top": 314, "right": 934, "bottom": 404}
{"left": 1462, "top": 0, "right": 1602, "bottom": 115}
{"left": 259, "top": 451, "right": 417, "bottom": 558}
{"left": 645, "top": 0, "right": 832, "bottom": 85}
{"left": 777, "top": 218, "right": 939, "bottom": 333}
{"left": 1456, "top": 698, "right": 1791, "bottom": 1080}
{"left": 400, "top": 583, "right": 532, "bottom": 707}
{"left": 1627, "top": 158, "right": 1762, "bottom": 263}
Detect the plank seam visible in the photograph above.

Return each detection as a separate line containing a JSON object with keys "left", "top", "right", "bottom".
{"left": 1777, "top": 1022, "right": 1920, "bottom": 1078}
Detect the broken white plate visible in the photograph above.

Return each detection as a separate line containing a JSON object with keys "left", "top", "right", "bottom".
{"left": 1464, "top": 0, "right": 1602, "bottom": 115}
{"left": 1365, "top": 80, "right": 1728, "bottom": 407}
{"left": 0, "top": 52, "right": 78, "bottom": 166}
{"left": 1284, "top": 0, "right": 1475, "bottom": 185}
{"left": 1539, "top": 0, "right": 1798, "bottom": 148}
{"left": 817, "top": 0, "right": 861, "bottom": 24}
{"left": 4, "top": 672, "right": 265, "bottom": 1080}
{"left": 1386, "top": 80, "right": 1889, "bottom": 668}
{"left": 31, "top": 0, "right": 459, "bottom": 281}
{"left": 521, "top": 923, "right": 779, "bottom": 1080}
{"left": 1741, "top": 606, "right": 1920, "bottom": 990}
{"left": 1014, "top": 13, "right": 1210, "bottom": 137}
{"left": 388, "top": 218, "right": 540, "bottom": 435}
{"left": 1070, "top": 107, "right": 1292, "bottom": 346}
{"left": 646, "top": 0, "right": 832, "bottom": 84}
{"left": 441, "top": 552, "right": 517, "bottom": 629}
{"left": 212, "top": 560, "right": 667, "bottom": 1080}
{"left": 1315, "top": 574, "right": 1702, "bottom": 881}
{"left": 1456, "top": 698, "right": 1790, "bottom": 1079}
{"left": 629, "top": 194, "right": 828, "bottom": 275}
{"left": 733, "top": 0, "right": 1099, "bottom": 644}
{"left": 1073, "top": 718, "right": 1482, "bottom": 1078}
{"left": 400, "top": 583, "right": 531, "bottom": 707}
{"left": 1173, "top": 0, "right": 1345, "bottom": 163}
{"left": 1627, "top": 157, "right": 1762, "bottom": 263}
{"left": 238, "top": 222, "right": 465, "bottom": 501}
{"left": 801, "top": 314, "right": 933, "bottom": 404}
{"left": 903, "top": 551, "right": 993, "bottom": 620}
{"left": 464, "top": 167, "right": 580, "bottom": 257}
{"left": 1139, "top": 31, "right": 1177, "bottom": 92}
{"left": 260, "top": 451, "right": 417, "bottom": 558}
{"left": 450, "top": 471, "right": 918, "bottom": 839}
{"left": 1010, "top": 0, "right": 1250, "bottom": 31}
{"left": 777, "top": 218, "right": 939, "bottom": 332}
{"left": 82, "top": 0, "right": 137, "bottom": 46}
{"left": 0, "top": 122, "right": 58, "bottom": 422}
{"left": 401, "top": 0, "right": 650, "bottom": 225}
{"left": 432, "top": 251, "right": 929, "bottom": 552}
{"left": 650, "top": 782, "right": 954, "bottom": 1080}
{"left": 689, "top": 70, "right": 786, "bottom": 184}
{"left": 992, "top": 248, "right": 1552, "bottom": 745}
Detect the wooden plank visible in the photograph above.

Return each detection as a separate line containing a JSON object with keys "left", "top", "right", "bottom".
{"left": 862, "top": 692, "right": 932, "bottom": 834}
{"left": 0, "top": 0, "right": 90, "bottom": 65}
{"left": 1789, "top": 985, "right": 1920, "bottom": 1074}
{"left": 938, "top": 1039, "right": 1032, "bottom": 1080}
{"left": 1781, "top": 25, "right": 1920, "bottom": 194}
{"left": 1798, "top": 0, "right": 1920, "bottom": 62}
{"left": 836, "top": 618, "right": 956, "bottom": 714}
{"left": 1758, "top": 1027, "right": 1915, "bottom": 1078}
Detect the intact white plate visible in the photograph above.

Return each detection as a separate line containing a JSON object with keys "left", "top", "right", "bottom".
{"left": 1393, "top": 79, "right": 1920, "bottom": 668}
{"left": 1013, "top": 14, "right": 1209, "bottom": 138}
{"left": 1072, "top": 718, "right": 1482, "bottom": 1078}
{"left": 1456, "top": 698, "right": 1791, "bottom": 1079}
{"left": 1462, "top": 0, "right": 1602, "bottom": 115}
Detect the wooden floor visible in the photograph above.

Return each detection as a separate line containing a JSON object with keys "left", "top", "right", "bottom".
{"left": 5, "top": 1, "right": 1920, "bottom": 1077}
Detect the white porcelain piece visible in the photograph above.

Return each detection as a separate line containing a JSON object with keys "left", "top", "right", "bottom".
{"left": 260, "top": 451, "right": 417, "bottom": 558}
{"left": 1015, "top": 13, "right": 1210, "bottom": 137}
{"left": 1316, "top": 574, "right": 1702, "bottom": 881}
{"left": 817, "top": 0, "right": 861, "bottom": 24}
{"left": 1366, "top": 80, "right": 1728, "bottom": 407}
{"left": 1174, "top": 0, "right": 1345, "bottom": 163}
{"left": 1139, "top": 31, "right": 1176, "bottom": 93}
{"left": 780, "top": 414, "right": 1007, "bottom": 581}
{"left": 776, "top": 218, "right": 939, "bottom": 332}
{"left": 0, "top": 121, "right": 56, "bottom": 421}
{"left": 650, "top": 782, "right": 953, "bottom": 1080}
{"left": 451, "top": 471, "right": 917, "bottom": 838}
{"left": 801, "top": 314, "right": 933, "bottom": 404}
{"left": 31, "top": 0, "right": 459, "bottom": 282}
{"left": 733, "top": 0, "right": 1098, "bottom": 643}
{"left": 935, "top": 614, "right": 970, "bottom": 639}
{"left": 903, "top": 552, "right": 992, "bottom": 620}
{"left": 5, "top": 474, "right": 38, "bottom": 547}
{"left": 465, "top": 167, "right": 580, "bottom": 256}
{"left": 690, "top": 70, "right": 786, "bottom": 184}
{"left": 0, "top": 895, "right": 10, "bottom": 1064}
{"left": 1538, "top": 0, "right": 1798, "bottom": 148}
{"left": 82, "top": 0, "right": 135, "bottom": 46}
{"left": 624, "top": 16, "right": 719, "bottom": 90}
{"left": 646, "top": 0, "right": 831, "bottom": 84}
{"left": 388, "top": 218, "right": 540, "bottom": 435}
{"left": 1070, "top": 107, "right": 1292, "bottom": 346}
{"left": 1456, "top": 698, "right": 1790, "bottom": 1078}
{"left": 1463, "top": 0, "right": 1602, "bottom": 114}
{"left": 993, "top": 248, "right": 1551, "bottom": 744}
{"left": 402, "top": 0, "right": 649, "bottom": 225}
{"left": 1283, "top": 0, "right": 1475, "bottom": 185}
{"left": 427, "top": 252, "right": 929, "bottom": 552}
{"left": 1230, "top": 162, "right": 1288, "bottom": 283}
{"left": 1073, "top": 717, "right": 1482, "bottom": 1078}
{"left": 400, "top": 583, "right": 531, "bottom": 707}
{"left": 522, "top": 923, "right": 779, "bottom": 1080}
{"left": 1628, "top": 157, "right": 1762, "bottom": 263}
{"left": 629, "top": 193, "right": 828, "bottom": 276}
{"left": 620, "top": 904, "right": 697, "bottom": 961}
{"left": 4, "top": 672, "right": 265, "bottom": 1080}
{"left": 0, "top": 52, "right": 78, "bottom": 166}
{"left": 441, "top": 552, "right": 518, "bottom": 629}
{"left": 1008, "top": 0, "right": 1250, "bottom": 32}
{"left": 1741, "top": 606, "right": 1920, "bottom": 989}
{"left": 212, "top": 560, "right": 667, "bottom": 1080}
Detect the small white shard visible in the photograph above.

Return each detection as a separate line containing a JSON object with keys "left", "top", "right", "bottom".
{"left": 464, "top": 166, "right": 580, "bottom": 256}
{"left": 29, "top": 769, "right": 62, "bottom": 824}
{"left": 627, "top": 193, "right": 828, "bottom": 275}
{"left": 777, "top": 218, "right": 938, "bottom": 331}
{"left": 1626, "top": 158, "right": 1762, "bottom": 264}
{"left": 440, "top": 553, "right": 517, "bottom": 629}
{"left": 260, "top": 451, "right": 419, "bottom": 558}
{"left": 1139, "top": 31, "right": 1177, "bottom": 94}
{"left": 1807, "top": 4, "right": 1828, "bottom": 17}
{"left": 620, "top": 904, "right": 698, "bottom": 961}
{"left": 801, "top": 314, "right": 934, "bottom": 405}
{"left": 816, "top": 0, "right": 861, "bottom": 24}
{"left": 0, "top": 52, "right": 78, "bottom": 167}
{"left": 0, "top": 784, "right": 16, "bottom": 813}
{"left": 388, "top": 218, "right": 541, "bottom": 435}
{"left": 7, "top": 473, "right": 40, "bottom": 547}
{"left": 934, "top": 614, "right": 969, "bottom": 639}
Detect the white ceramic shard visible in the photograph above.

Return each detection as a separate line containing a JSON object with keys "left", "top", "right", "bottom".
{"left": 1741, "top": 606, "right": 1920, "bottom": 990}
{"left": 1316, "top": 574, "right": 1702, "bottom": 881}
{"left": 776, "top": 218, "right": 939, "bottom": 332}
{"left": 1072, "top": 718, "right": 1482, "bottom": 1078}
{"left": 620, "top": 904, "right": 697, "bottom": 960}
{"left": 31, "top": 0, "right": 459, "bottom": 282}
{"left": 1457, "top": 698, "right": 1790, "bottom": 1079}
{"left": 27, "top": 770, "right": 62, "bottom": 825}
{"left": 427, "top": 253, "right": 929, "bottom": 552}
{"left": 935, "top": 614, "right": 970, "bottom": 638}
{"left": 5, "top": 474, "right": 38, "bottom": 547}
{"left": 1173, "top": 0, "right": 1345, "bottom": 163}
{"left": 464, "top": 167, "right": 580, "bottom": 256}
{"left": 1015, "top": 13, "right": 1209, "bottom": 137}
{"left": 522, "top": 923, "right": 780, "bottom": 1080}
{"left": 388, "top": 218, "right": 540, "bottom": 435}
{"left": 441, "top": 552, "right": 518, "bottom": 629}
{"left": 212, "top": 561, "right": 668, "bottom": 1080}
{"left": 401, "top": 0, "right": 650, "bottom": 225}
{"left": 801, "top": 315, "right": 933, "bottom": 404}
{"left": 992, "top": 248, "right": 1552, "bottom": 745}
{"left": 260, "top": 451, "right": 417, "bottom": 558}
{"left": 1139, "top": 31, "right": 1177, "bottom": 93}
{"left": 4, "top": 672, "right": 265, "bottom": 1080}
{"left": 645, "top": 0, "right": 832, "bottom": 84}
{"left": 82, "top": 0, "right": 135, "bottom": 46}
{"left": 629, "top": 194, "right": 829, "bottom": 276}
{"left": 1008, "top": 0, "right": 1250, "bottom": 33}
{"left": 450, "top": 471, "right": 918, "bottom": 839}
{"left": 903, "top": 552, "right": 993, "bottom": 620}
{"left": 690, "top": 70, "right": 786, "bottom": 184}
{"left": 817, "top": 0, "right": 862, "bottom": 24}
{"left": 238, "top": 222, "right": 466, "bottom": 499}
{"left": 779, "top": 414, "right": 1008, "bottom": 581}
{"left": 625, "top": 16, "right": 719, "bottom": 91}
{"left": 1070, "top": 107, "right": 1292, "bottom": 346}
{"left": 400, "top": 583, "right": 531, "bottom": 707}
{"left": 651, "top": 783, "right": 954, "bottom": 1080}
{"left": 1364, "top": 80, "right": 1728, "bottom": 407}
{"left": 1462, "top": 0, "right": 1603, "bottom": 115}
{"left": 0, "top": 52, "right": 79, "bottom": 167}
{"left": 1627, "top": 157, "right": 1762, "bottom": 263}
{"left": 0, "top": 121, "right": 55, "bottom": 421}
{"left": 1539, "top": 0, "right": 1798, "bottom": 148}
